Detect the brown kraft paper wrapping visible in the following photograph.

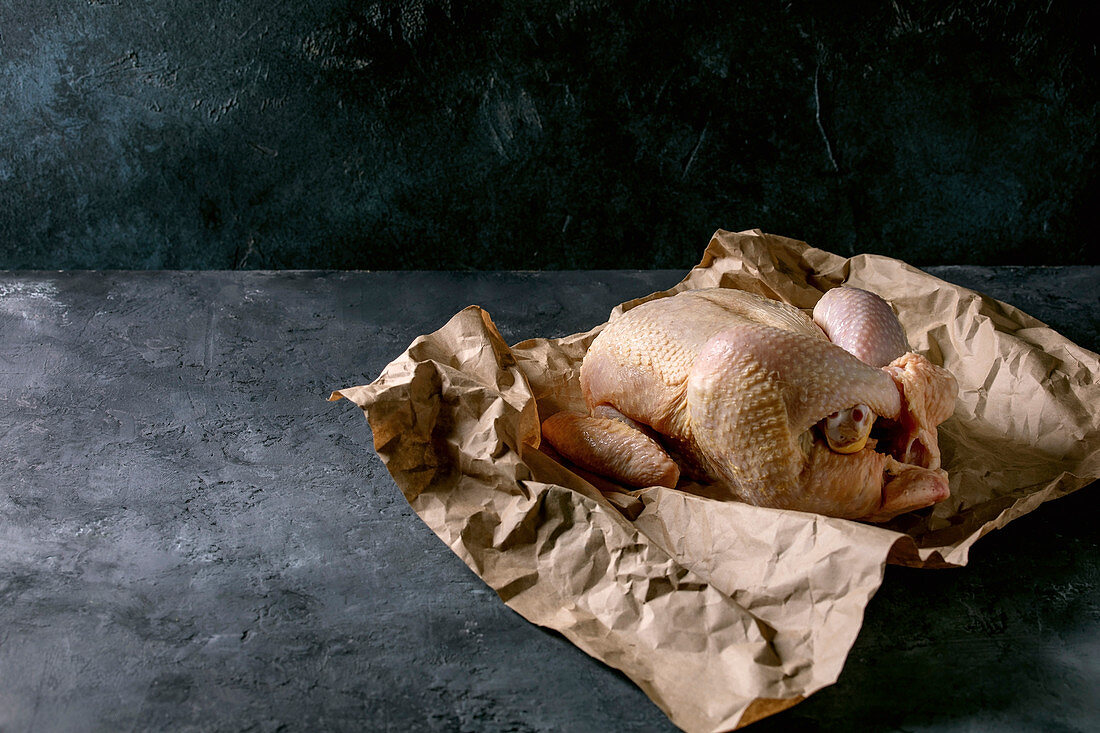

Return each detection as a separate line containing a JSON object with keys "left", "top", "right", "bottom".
{"left": 331, "top": 229, "right": 1100, "bottom": 731}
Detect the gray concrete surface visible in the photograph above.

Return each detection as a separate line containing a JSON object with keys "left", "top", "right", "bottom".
{"left": 2, "top": 2, "right": 1097, "bottom": 269}
{"left": 0, "top": 269, "right": 1097, "bottom": 731}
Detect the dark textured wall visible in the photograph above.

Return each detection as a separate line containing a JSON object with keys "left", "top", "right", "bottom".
{"left": 0, "top": 1, "right": 1095, "bottom": 269}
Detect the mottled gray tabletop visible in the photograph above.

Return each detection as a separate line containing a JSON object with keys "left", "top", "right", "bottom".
{"left": 1, "top": 269, "right": 1097, "bottom": 732}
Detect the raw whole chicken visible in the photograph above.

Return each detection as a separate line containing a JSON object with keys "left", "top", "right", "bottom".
{"left": 542, "top": 286, "right": 958, "bottom": 522}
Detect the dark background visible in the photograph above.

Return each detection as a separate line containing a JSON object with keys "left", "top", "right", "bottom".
{"left": 0, "top": 0, "right": 1096, "bottom": 270}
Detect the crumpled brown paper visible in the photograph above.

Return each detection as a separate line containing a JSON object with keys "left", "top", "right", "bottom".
{"left": 332, "top": 229, "right": 1100, "bottom": 731}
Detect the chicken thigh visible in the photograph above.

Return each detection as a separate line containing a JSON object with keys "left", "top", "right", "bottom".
{"left": 542, "top": 287, "right": 958, "bottom": 522}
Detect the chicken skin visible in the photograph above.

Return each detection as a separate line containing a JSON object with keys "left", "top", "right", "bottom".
{"left": 542, "top": 287, "right": 958, "bottom": 522}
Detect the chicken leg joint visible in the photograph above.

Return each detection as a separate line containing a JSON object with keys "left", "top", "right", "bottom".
{"left": 822, "top": 403, "right": 875, "bottom": 454}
